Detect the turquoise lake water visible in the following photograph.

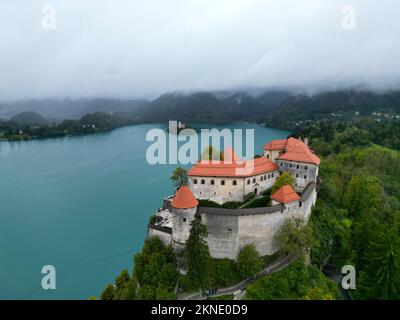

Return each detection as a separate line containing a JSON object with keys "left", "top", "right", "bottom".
{"left": 0, "top": 123, "right": 290, "bottom": 300}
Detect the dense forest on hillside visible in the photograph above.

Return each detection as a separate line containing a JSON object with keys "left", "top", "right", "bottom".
{"left": 292, "top": 121, "right": 400, "bottom": 299}
{"left": 2, "top": 89, "right": 400, "bottom": 142}
{"left": 265, "top": 90, "right": 400, "bottom": 130}
{"left": 0, "top": 111, "right": 138, "bottom": 141}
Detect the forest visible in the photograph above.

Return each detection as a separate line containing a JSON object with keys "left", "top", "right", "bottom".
{"left": 295, "top": 121, "right": 400, "bottom": 299}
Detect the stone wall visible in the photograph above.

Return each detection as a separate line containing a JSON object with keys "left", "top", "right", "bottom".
{"left": 199, "top": 182, "right": 317, "bottom": 260}
{"left": 171, "top": 206, "right": 197, "bottom": 246}
{"left": 148, "top": 225, "right": 172, "bottom": 246}
{"left": 148, "top": 182, "right": 317, "bottom": 261}
{"left": 276, "top": 160, "right": 319, "bottom": 190}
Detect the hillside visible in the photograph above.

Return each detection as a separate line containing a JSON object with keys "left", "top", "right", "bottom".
{"left": 0, "top": 98, "right": 149, "bottom": 120}
{"left": 10, "top": 111, "right": 49, "bottom": 126}
{"left": 3, "top": 90, "right": 400, "bottom": 127}
{"left": 265, "top": 90, "right": 400, "bottom": 130}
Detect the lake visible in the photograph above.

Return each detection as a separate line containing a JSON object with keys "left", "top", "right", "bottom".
{"left": 0, "top": 122, "right": 290, "bottom": 299}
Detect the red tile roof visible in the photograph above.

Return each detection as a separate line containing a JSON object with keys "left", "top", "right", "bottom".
{"left": 264, "top": 139, "right": 287, "bottom": 151}
{"left": 188, "top": 151, "right": 278, "bottom": 177}
{"left": 171, "top": 186, "right": 199, "bottom": 209}
{"left": 271, "top": 185, "right": 300, "bottom": 204}
{"left": 276, "top": 137, "right": 320, "bottom": 165}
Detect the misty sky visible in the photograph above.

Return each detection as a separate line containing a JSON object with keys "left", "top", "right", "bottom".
{"left": 1, "top": 0, "right": 400, "bottom": 100}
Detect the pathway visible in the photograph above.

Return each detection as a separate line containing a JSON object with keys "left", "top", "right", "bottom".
{"left": 179, "top": 253, "right": 298, "bottom": 300}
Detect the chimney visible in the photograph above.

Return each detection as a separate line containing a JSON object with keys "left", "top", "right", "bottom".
{"left": 304, "top": 138, "right": 309, "bottom": 146}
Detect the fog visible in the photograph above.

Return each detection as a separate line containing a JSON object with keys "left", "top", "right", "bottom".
{"left": 1, "top": 0, "right": 400, "bottom": 100}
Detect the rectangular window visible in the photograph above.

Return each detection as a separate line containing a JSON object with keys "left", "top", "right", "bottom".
{"left": 221, "top": 180, "right": 225, "bottom": 185}
{"left": 233, "top": 180, "right": 237, "bottom": 186}
{"left": 304, "top": 175, "right": 307, "bottom": 179}
{"left": 193, "top": 179, "right": 198, "bottom": 184}
{"left": 201, "top": 179, "right": 205, "bottom": 185}
{"left": 211, "top": 179, "right": 215, "bottom": 185}
{"left": 252, "top": 178, "right": 256, "bottom": 183}
{"left": 296, "top": 174, "right": 299, "bottom": 178}
{"left": 247, "top": 180, "right": 250, "bottom": 185}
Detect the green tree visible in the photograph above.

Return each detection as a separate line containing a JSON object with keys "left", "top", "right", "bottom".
{"left": 343, "top": 175, "right": 384, "bottom": 217}
{"left": 200, "top": 146, "right": 221, "bottom": 161}
{"left": 170, "top": 167, "right": 188, "bottom": 188}
{"left": 303, "top": 287, "right": 334, "bottom": 300}
{"left": 236, "top": 244, "right": 263, "bottom": 279}
{"left": 134, "top": 237, "right": 177, "bottom": 289}
{"left": 118, "top": 277, "right": 137, "bottom": 300}
{"left": 272, "top": 172, "right": 294, "bottom": 193}
{"left": 186, "top": 213, "right": 211, "bottom": 289}
{"left": 275, "top": 216, "right": 313, "bottom": 255}
{"left": 364, "top": 227, "right": 400, "bottom": 299}
{"left": 101, "top": 284, "right": 115, "bottom": 300}
{"left": 115, "top": 269, "right": 130, "bottom": 290}
{"left": 215, "top": 259, "right": 237, "bottom": 287}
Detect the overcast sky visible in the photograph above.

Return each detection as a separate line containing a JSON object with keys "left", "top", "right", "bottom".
{"left": 0, "top": 0, "right": 399, "bottom": 100}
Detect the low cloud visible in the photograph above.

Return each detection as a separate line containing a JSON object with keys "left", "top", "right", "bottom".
{"left": 0, "top": 0, "right": 400, "bottom": 100}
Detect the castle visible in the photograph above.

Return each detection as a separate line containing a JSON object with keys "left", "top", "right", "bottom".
{"left": 148, "top": 137, "right": 320, "bottom": 260}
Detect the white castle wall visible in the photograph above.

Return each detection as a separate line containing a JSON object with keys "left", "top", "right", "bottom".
{"left": 264, "top": 149, "right": 284, "bottom": 162}
{"left": 148, "top": 227, "right": 172, "bottom": 246}
{"left": 189, "top": 170, "right": 277, "bottom": 205}
{"left": 276, "top": 160, "right": 319, "bottom": 190}
{"left": 171, "top": 206, "right": 197, "bottom": 246}
{"left": 189, "top": 176, "right": 246, "bottom": 204}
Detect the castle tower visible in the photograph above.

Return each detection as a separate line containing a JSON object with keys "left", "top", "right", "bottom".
{"left": 171, "top": 185, "right": 199, "bottom": 250}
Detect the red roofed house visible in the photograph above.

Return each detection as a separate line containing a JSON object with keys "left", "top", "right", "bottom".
{"left": 188, "top": 137, "right": 319, "bottom": 205}
{"left": 265, "top": 137, "right": 320, "bottom": 190}
{"left": 171, "top": 185, "right": 199, "bottom": 209}
{"left": 271, "top": 183, "right": 300, "bottom": 206}
{"left": 171, "top": 186, "right": 199, "bottom": 246}
{"left": 188, "top": 148, "right": 278, "bottom": 204}
{"left": 263, "top": 139, "right": 288, "bottom": 162}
